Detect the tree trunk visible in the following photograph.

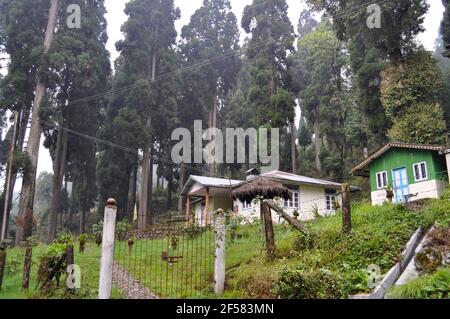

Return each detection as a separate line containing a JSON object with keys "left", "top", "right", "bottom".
{"left": 261, "top": 201, "right": 275, "bottom": 259}
{"left": 290, "top": 122, "right": 297, "bottom": 174}
{"left": 156, "top": 170, "right": 160, "bottom": 189}
{"left": 208, "top": 94, "right": 218, "bottom": 177}
{"left": 79, "top": 211, "right": 86, "bottom": 234}
{"left": 342, "top": 183, "right": 351, "bottom": 235}
{"left": 1, "top": 112, "right": 18, "bottom": 240}
{"left": 148, "top": 148, "right": 154, "bottom": 224}
{"left": 313, "top": 114, "right": 321, "bottom": 173}
{"left": 127, "top": 164, "right": 137, "bottom": 222}
{"left": 138, "top": 142, "right": 150, "bottom": 231}
{"left": 48, "top": 128, "right": 65, "bottom": 242}
{"left": 167, "top": 173, "right": 172, "bottom": 210}
{"left": 177, "top": 162, "right": 185, "bottom": 214}
{"left": 138, "top": 42, "right": 157, "bottom": 230}
{"left": 59, "top": 210, "right": 64, "bottom": 231}
{"left": 15, "top": 0, "right": 60, "bottom": 246}
{"left": 69, "top": 177, "right": 77, "bottom": 232}
{"left": 4, "top": 109, "right": 31, "bottom": 235}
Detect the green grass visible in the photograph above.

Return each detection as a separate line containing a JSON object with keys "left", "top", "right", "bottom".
{"left": 223, "top": 199, "right": 450, "bottom": 299}
{"left": 2, "top": 196, "right": 448, "bottom": 299}
{"left": 114, "top": 229, "right": 216, "bottom": 299}
{"left": 387, "top": 267, "right": 450, "bottom": 299}
{"left": 0, "top": 241, "right": 123, "bottom": 299}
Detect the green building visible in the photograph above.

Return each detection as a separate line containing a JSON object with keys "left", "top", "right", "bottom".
{"left": 351, "top": 143, "right": 450, "bottom": 205}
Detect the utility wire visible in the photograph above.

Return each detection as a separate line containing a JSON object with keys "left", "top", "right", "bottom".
{"left": 62, "top": 0, "right": 396, "bottom": 107}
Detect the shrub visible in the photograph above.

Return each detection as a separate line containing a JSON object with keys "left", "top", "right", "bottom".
{"left": 183, "top": 223, "right": 203, "bottom": 239}
{"left": 225, "top": 211, "right": 245, "bottom": 243}
{"left": 78, "top": 233, "right": 89, "bottom": 253}
{"left": 115, "top": 220, "right": 132, "bottom": 241}
{"left": 92, "top": 221, "right": 103, "bottom": 246}
{"left": 275, "top": 265, "right": 346, "bottom": 299}
{"left": 37, "top": 243, "right": 67, "bottom": 290}
{"left": 387, "top": 267, "right": 450, "bottom": 299}
{"left": 54, "top": 232, "right": 73, "bottom": 245}
{"left": 5, "top": 258, "right": 20, "bottom": 276}
{"left": 292, "top": 232, "right": 316, "bottom": 251}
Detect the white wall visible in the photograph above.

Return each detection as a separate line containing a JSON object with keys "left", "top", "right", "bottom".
{"left": 371, "top": 179, "right": 445, "bottom": 206}
{"left": 233, "top": 184, "right": 342, "bottom": 222}
{"left": 192, "top": 197, "right": 233, "bottom": 226}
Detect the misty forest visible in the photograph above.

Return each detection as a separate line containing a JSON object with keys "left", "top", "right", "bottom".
{"left": 0, "top": 0, "right": 449, "bottom": 245}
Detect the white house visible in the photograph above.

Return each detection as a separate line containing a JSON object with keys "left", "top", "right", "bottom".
{"left": 180, "top": 170, "right": 353, "bottom": 225}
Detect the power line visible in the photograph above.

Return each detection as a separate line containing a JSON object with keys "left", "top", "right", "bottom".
{"left": 63, "top": 0, "right": 397, "bottom": 107}
{"left": 38, "top": 119, "right": 209, "bottom": 176}
{"left": 66, "top": 40, "right": 259, "bottom": 107}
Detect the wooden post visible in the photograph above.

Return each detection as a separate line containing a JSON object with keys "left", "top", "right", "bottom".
{"left": 0, "top": 245, "right": 6, "bottom": 292}
{"left": 22, "top": 246, "right": 32, "bottom": 290}
{"left": 98, "top": 198, "right": 117, "bottom": 299}
{"left": 266, "top": 200, "right": 308, "bottom": 235}
{"left": 261, "top": 201, "right": 276, "bottom": 258}
{"left": 66, "top": 244, "right": 74, "bottom": 266}
{"left": 205, "top": 187, "right": 210, "bottom": 226}
{"left": 342, "top": 183, "right": 351, "bottom": 235}
{"left": 66, "top": 244, "right": 74, "bottom": 292}
{"left": 214, "top": 209, "right": 225, "bottom": 295}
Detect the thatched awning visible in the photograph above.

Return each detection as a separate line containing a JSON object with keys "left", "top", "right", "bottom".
{"left": 231, "top": 177, "right": 292, "bottom": 202}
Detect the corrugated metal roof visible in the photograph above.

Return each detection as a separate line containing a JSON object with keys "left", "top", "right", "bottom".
{"left": 181, "top": 175, "right": 243, "bottom": 195}
{"left": 190, "top": 175, "right": 243, "bottom": 187}
{"left": 350, "top": 142, "right": 445, "bottom": 176}
{"left": 260, "top": 170, "right": 342, "bottom": 188}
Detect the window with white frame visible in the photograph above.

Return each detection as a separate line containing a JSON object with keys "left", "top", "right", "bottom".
{"left": 243, "top": 200, "right": 252, "bottom": 210}
{"left": 376, "top": 171, "right": 388, "bottom": 189}
{"left": 413, "top": 162, "right": 428, "bottom": 182}
{"left": 284, "top": 191, "right": 300, "bottom": 209}
{"left": 325, "top": 193, "right": 336, "bottom": 211}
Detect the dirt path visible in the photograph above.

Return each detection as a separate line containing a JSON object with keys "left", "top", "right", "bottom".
{"left": 112, "top": 263, "right": 158, "bottom": 299}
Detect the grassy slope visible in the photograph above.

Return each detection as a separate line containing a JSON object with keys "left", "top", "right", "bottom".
{"left": 0, "top": 241, "right": 123, "bottom": 299}
{"left": 387, "top": 267, "right": 450, "bottom": 299}
{"left": 223, "top": 199, "right": 450, "bottom": 299}
{"left": 1, "top": 197, "right": 448, "bottom": 299}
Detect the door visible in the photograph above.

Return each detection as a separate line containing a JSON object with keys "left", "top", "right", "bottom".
{"left": 392, "top": 168, "right": 409, "bottom": 204}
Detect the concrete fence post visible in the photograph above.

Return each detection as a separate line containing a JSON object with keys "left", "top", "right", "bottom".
{"left": 214, "top": 209, "right": 226, "bottom": 295}
{"left": 98, "top": 198, "right": 117, "bottom": 299}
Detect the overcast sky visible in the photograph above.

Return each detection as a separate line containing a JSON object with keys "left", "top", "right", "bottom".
{"left": 4, "top": 0, "right": 446, "bottom": 185}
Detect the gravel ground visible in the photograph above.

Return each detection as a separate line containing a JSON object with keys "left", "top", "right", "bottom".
{"left": 112, "top": 263, "right": 158, "bottom": 299}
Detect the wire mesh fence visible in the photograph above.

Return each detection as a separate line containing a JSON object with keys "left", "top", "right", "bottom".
{"left": 113, "top": 213, "right": 216, "bottom": 299}
{"left": 0, "top": 241, "right": 105, "bottom": 299}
